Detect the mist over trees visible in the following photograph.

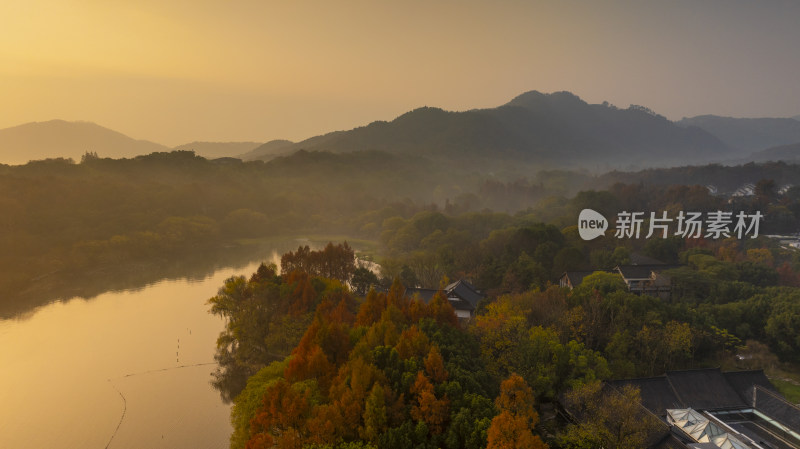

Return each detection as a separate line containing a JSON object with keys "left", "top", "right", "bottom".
{"left": 5, "top": 132, "right": 800, "bottom": 447}
{"left": 7, "top": 148, "right": 800, "bottom": 317}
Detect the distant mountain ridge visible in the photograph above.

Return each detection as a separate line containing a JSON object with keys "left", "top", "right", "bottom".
{"left": 173, "top": 141, "right": 263, "bottom": 159}
{"left": 748, "top": 142, "right": 800, "bottom": 163}
{"left": 258, "top": 91, "right": 730, "bottom": 170}
{"left": 5, "top": 93, "right": 797, "bottom": 169}
{"left": 678, "top": 115, "right": 800, "bottom": 155}
{"left": 239, "top": 139, "right": 295, "bottom": 161}
{"left": 0, "top": 120, "right": 168, "bottom": 165}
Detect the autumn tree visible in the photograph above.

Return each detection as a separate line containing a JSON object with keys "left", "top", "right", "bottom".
{"left": 428, "top": 290, "right": 459, "bottom": 327}
{"left": 559, "top": 381, "right": 663, "bottom": 449}
{"left": 470, "top": 296, "right": 529, "bottom": 380}
{"left": 486, "top": 373, "right": 547, "bottom": 449}
{"left": 281, "top": 242, "right": 356, "bottom": 284}
{"left": 395, "top": 325, "right": 431, "bottom": 360}
{"left": 230, "top": 360, "right": 290, "bottom": 449}
{"left": 424, "top": 346, "right": 448, "bottom": 383}
{"left": 410, "top": 371, "right": 450, "bottom": 434}
{"left": 247, "top": 379, "right": 312, "bottom": 449}
{"left": 356, "top": 289, "right": 387, "bottom": 326}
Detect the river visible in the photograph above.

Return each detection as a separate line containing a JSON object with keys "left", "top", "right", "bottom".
{"left": 0, "top": 247, "right": 285, "bottom": 449}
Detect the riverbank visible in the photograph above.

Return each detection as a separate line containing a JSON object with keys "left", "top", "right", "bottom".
{"left": 1, "top": 235, "right": 376, "bottom": 319}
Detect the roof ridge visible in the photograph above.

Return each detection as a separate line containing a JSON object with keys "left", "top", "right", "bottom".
{"left": 754, "top": 384, "right": 800, "bottom": 411}
{"left": 664, "top": 373, "right": 687, "bottom": 409}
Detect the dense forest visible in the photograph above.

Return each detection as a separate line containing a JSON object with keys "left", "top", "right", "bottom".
{"left": 208, "top": 225, "right": 800, "bottom": 448}
{"left": 204, "top": 177, "right": 800, "bottom": 448}
{"left": 5, "top": 150, "right": 800, "bottom": 315}
{"left": 5, "top": 150, "right": 800, "bottom": 446}
{"left": 0, "top": 149, "right": 590, "bottom": 316}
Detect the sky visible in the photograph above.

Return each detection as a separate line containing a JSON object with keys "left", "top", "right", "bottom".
{"left": 2, "top": 0, "right": 800, "bottom": 147}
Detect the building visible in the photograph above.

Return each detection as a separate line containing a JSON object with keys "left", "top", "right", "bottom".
{"left": 614, "top": 264, "right": 678, "bottom": 300}
{"left": 608, "top": 368, "right": 800, "bottom": 449}
{"left": 558, "top": 271, "right": 598, "bottom": 289}
{"left": 405, "top": 279, "right": 485, "bottom": 321}
{"left": 559, "top": 264, "right": 678, "bottom": 300}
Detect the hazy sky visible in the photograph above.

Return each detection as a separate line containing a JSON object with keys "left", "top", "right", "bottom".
{"left": 2, "top": 0, "right": 799, "bottom": 146}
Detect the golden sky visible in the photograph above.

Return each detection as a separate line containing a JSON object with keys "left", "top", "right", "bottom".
{"left": 2, "top": 0, "right": 799, "bottom": 146}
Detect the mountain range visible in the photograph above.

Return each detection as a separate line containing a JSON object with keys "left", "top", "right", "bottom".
{"left": 3, "top": 92, "right": 800, "bottom": 169}
{"left": 249, "top": 91, "right": 730, "bottom": 170}
{"left": 0, "top": 120, "right": 265, "bottom": 165}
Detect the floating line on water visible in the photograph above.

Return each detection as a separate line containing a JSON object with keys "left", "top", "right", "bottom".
{"left": 105, "top": 380, "right": 127, "bottom": 449}
{"left": 103, "top": 362, "right": 217, "bottom": 448}
{"left": 111, "top": 362, "right": 218, "bottom": 381}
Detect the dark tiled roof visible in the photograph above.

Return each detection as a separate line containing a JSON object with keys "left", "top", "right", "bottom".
{"left": 727, "top": 419, "right": 798, "bottom": 449}
{"left": 561, "top": 271, "right": 597, "bottom": 287}
{"left": 664, "top": 368, "right": 747, "bottom": 411}
{"left": 723, "top": 370, "right": 775, "bottom": 403}
{"left": 610, "top": 377, "right": 683, "bottom": 416}
{"left": 405, "top": 288, "right": 438, "bottom": 303}
{"left": 405, "top": 285, "right": 476, "bottom": 312}
{"left": 444, "top": 279, "right": 484, "bottom": 309}
{"left": 616, "top": 265, "right": 681, "bottom": 280}
{"left": 753, "top": 386, "right": 800, "bottom": 435}
{"left": 447, "top": 296, "right": 474, "bottom": 312}
{"left": 612, "top": 369, "right": 772, "bottom": 416}
{"left": 607, "top": 369, "right": 798, "bottom": 449}
{"left": 654, "top": 435, "right": 695, "bottom": 449}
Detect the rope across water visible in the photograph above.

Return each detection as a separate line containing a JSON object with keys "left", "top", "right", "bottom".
{"left": 103, "top": 362, "right": 217, "bottom": 448}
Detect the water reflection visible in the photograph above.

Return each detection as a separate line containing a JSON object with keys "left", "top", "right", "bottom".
{"left": 1, "top": 241, "right": 298, "bottom": 319}
{"left": 0, "top": 243, "right": 295, "bottom": 449}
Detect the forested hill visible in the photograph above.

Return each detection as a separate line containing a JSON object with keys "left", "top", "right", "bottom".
{"left": 252, "top": 91, "right": 730, "bottom": 170}
{"left": 172, "top": 141, "right": 264, "bottom": 159}
{"left": 595, "top": 161, "right": 800, "bottom": 193}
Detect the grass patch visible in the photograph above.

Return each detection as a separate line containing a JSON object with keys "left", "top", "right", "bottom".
{"left": 769, "top": 377, "right": 800, "bottom": 404}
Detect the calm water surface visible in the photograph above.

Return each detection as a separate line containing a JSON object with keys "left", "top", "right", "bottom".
{"left": 0, "top": 251, "right": 281, "bottom": 449}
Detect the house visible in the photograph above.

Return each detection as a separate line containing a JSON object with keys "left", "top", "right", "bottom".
{"left": 606, "top": 368, "right": 800, "bottom": 449}
{"left": 614, "top": 264, "right": 678, "bottom": 300}
{"left": 559, "top": 271, "right": 598, "bottom": 289}
{"left": 559, "top": 265, "right": 677, "bottom": 300}
{"left": 405, "top": 279, "right": 485, "bottom": 321}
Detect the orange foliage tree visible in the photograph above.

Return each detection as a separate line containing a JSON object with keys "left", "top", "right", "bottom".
{"left": 424, "top": 346, "right": 448, "bottom": 383}
{"left": 486, "top": 373, "right": 547, "bottom": 449}
{"left": 280, "top": 242, "right": 355, "bottom": 284}
{"left": 410, "top": 371, "right": 450, "bottom": 434}
{"left": 247, "top": 379, "right": 312, "bottom": 449}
